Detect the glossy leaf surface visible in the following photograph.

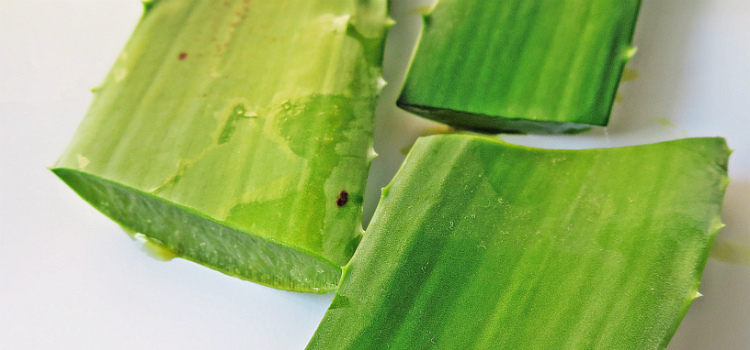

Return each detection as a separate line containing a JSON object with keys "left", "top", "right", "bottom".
{"left": 398, "top": 0, "right": 641, "bottom": 134}
{"left": 307, "top": 134, "right": 729, "bottom": 349}
{"left": 53, "top": 0, "right": 389, "bottom": 293}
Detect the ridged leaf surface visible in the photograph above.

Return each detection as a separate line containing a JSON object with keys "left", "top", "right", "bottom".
{"left": 53, "top": 0, "right": 389, "bottom": 293}
{"left": 398, "top": 0, "right": 641, "bottom": 133}
{"left": 307, "top": 134, "right": 729, "bottom": 349}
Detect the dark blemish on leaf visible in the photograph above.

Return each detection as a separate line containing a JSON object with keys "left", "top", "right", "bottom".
{"left": 178, "top": 52, "right": 187, "bottom": 60}
{"left": 337, "top": 190, "right": 349, "bottom": 207}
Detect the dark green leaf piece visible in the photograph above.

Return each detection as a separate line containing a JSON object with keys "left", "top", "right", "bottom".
{"left": 398, "top": 0, "right": 642, "bottom": 134}
{"left": 307, "top": 134, "right": 729, "bottom": 348}
{"left": 52, "top": 0, "right": 389, "bottom": 293}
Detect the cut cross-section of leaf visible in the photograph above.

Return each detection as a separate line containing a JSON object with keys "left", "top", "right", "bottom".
{"left": 307, "top": 134, "right": 730, "bottom": 348}
{"left": 53, "top": 0, "right": 390, "bottom": 293}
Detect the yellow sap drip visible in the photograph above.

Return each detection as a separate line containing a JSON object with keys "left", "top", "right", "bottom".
{"left": 132, "top": 233, "right": 176, "bottom": 261}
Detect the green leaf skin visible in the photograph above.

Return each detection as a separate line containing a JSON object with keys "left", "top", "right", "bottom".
{"left": 306, "top": 135, "right": 730, "bottom": 349}
{"left": 397, "top": 0, "right": 641, "bottom": 134}
{"left": 53, "top": 0, "right": 389, "bottom": 293}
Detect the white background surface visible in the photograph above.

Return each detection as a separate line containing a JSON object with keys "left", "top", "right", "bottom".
{"left": 1, "top": 0, "right": 748, "bottom": 349}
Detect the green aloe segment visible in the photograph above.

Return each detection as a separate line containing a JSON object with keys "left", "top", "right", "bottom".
{"left": 307, "top": 135, "right": 729, "bottom": 349}
{"left": 53, "top": 0, "right": 389, "bottom": 293}
{"left": 398, "top": 0, "right": 641, "bottom": 134}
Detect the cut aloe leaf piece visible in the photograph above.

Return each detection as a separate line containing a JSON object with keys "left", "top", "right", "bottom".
{"left": 398, "top": 0, "right": 641, "bottom": 134}
{"left": 52, "top": 0, "right": 389, "bottom": 293}
{"left": 307, "top": 134, "right": 729, "bottom": 348}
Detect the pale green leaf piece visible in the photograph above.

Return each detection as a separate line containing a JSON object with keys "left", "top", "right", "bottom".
{"left": 398, "top": 0, "right": 642, "bottom": 134}
{"left": 53, "top": 0, "right": 390, "bottom": 293}
{"left": 307, "top": 134, "right": 730, "bottom": 348}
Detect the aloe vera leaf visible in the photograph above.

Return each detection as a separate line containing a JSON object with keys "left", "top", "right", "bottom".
{"left": 52, "top": 0, "right": 389, "bottom": 293}
{"left": 397, "top": 0, "right": 641, "bottom": 134}
{"left": 306, "top": 134, "right": 729, "bottom": 349}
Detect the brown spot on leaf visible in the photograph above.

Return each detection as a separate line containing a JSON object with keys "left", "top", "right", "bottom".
{"left": 178, "top": 52, "right": 187, "bottom": 60}
{"left": 337, "top": 190, "right": 349, "bottom": 207}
